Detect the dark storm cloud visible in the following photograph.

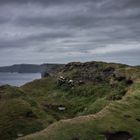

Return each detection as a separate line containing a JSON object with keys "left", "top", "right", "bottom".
{"left": 0, "top": 0, "right": 100, "bottom": 6}
{"left": 0, "top": 0, "right": 140, "bottom": 65}
{"left": 124, "top": 0, "right": 140, "bottom": 8}
{"left": 0, "top": 17, "right": 10, "bottom": 24}
{"left": 0, "top": 31, "right": 73, "bottom": 49}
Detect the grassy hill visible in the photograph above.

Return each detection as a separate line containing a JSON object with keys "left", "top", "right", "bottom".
{"left": 0, "top": 61, "right": 140, "bottom": 140}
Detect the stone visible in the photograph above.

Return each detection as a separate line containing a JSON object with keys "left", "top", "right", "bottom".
{"left": 58, "top": 106, "right": 66, "bottom": 111}
{"left": 17, "top": 133, "right": 23, "bottom": 137}
{"left": 104, "top": 131, "right": 133, "bottom": 140}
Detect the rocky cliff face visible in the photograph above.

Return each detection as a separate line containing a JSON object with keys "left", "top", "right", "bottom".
{"left": 41, "top": 64, "right": 64, "bottom": 78}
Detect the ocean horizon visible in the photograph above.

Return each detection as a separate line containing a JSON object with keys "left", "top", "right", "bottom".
{"left": 0, "top": 72, "right": 41, "bottom": 87}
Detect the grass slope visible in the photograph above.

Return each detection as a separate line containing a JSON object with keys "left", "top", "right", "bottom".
{"left": 0, "top": 61, "right": 139, "bottom": 140}
{"left": 18, "top": 80, "right": 140, "bottom": 140}
{"left": 18, "top": 64, "right": 140, "bottom": 140}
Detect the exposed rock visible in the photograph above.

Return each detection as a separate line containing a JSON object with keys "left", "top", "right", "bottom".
{"left": 113, "top": 74, "right": 133, "bottom": 86}
{"left": 104, "top": 131, "right": 133, "bottom": 140}
{"left": 25, "top": 111, "right": 37, "bottom": 118}
{"left": 57, "top": 76, "right": 75, "bottom": 88}
{"left": 61, "top": 62, "right": 118, "bottom": 84}
{"left": 43, "top": 103, "right": 66, "bottom": 111}
{"left": 77, "top": 80, "right": 85, "bottom": 85}
{"left": 57, "top": 76, "right": 66, "bottom": 86}
{"left": 124, "top": 114, "right": 131, "bottom": 118}
{"left": 115, "top": 76, "right": 126, "bottom": 81}
{"left": 102, "top": 67, "right": 115, "bottom": 77}
{"left": 58, "top": 106, "right": 66, "bottom": 111}
{"left": 125, "top": 79, "right": 133, "bottom": 85}
{"left": 17, "top": 133, "right": 23, "bottom": 137}
{"left": 41, "top": 64, "right": 65, "bottom": 78}
{"left": 41, "top": 72, "right": 50, "bottom": 78}
{"left": 136, "top": 118, "right": 140, "bottom": 122}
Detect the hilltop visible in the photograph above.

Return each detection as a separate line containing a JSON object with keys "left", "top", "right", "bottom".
{"left": 0, "top": 61, "right": 140, "bottom": 140}
{"left": 0, "top": 63, "right": 64, "bottom": 73}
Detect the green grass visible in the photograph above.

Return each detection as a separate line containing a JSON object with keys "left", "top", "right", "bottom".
{"left": 0, "top": 61, "right": 140, "bottom": 140}
{"left": 0, "top": 98, "right": 44, "bottom": 140}
{"left": 18, "top": 81, "right": 140, "bottom": 140}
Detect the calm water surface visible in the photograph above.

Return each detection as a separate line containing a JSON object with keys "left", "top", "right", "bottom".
{"left": 0, "top": 72, "right": 41, "bottom": 87}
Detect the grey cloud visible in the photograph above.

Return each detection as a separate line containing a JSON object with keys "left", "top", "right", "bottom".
{"left": 124, "top": 0, "right": 140, "bottom": 8}
{"left": 22, "top": 32, "right": 73, "bottom": 42}
{"left": 0, "top": 0, "right": 140, "bottom": 65}
{"left": 0, "top": 0, "right": 99, "bottom": 6}
{"left": 0, "top": 31, "right": 73, "bottom": 49}
{"left": 0, "top": 17, "right": 10, "bottom": 24}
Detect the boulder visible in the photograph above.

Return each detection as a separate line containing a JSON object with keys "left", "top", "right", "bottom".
{"left": 41, "top": 71, "right": 50, "bottom": 78}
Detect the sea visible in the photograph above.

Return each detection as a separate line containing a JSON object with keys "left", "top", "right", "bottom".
{"left": 0, "top": 72, "right": 41, "bottom": 87}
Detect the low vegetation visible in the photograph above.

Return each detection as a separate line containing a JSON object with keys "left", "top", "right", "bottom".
{"left": 0, "top": 61, "right": 140, "bottom": 140}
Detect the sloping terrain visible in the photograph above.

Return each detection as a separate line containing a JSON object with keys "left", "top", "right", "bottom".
{"left": 18, "top": 80, "right": 140, "bottom": 140}
{"left": 0, "top": 85, "right": 48, "bottom": 140}
{"left": 0, "top": 61, "right": 140, "bottom": 140}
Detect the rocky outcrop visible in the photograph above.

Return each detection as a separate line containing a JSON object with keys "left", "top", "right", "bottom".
{"left": 60, "top": 62, "right": 121, "bottom": 84}
{"left": 57, "top": 76, "right": 84, "bottom": 89}
{"left": 41, "top": 72, "right": 50, "bottom": 78}
{"left": 104, "top": 131, "right": 133, "bottom": 140}
{"left": 41, "top": 64, "right": 64, "bottom": 78}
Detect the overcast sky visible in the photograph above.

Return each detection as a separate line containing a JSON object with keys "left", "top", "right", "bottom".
{"left": 0, "top": 0, "right": 140, "bottom": 66}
